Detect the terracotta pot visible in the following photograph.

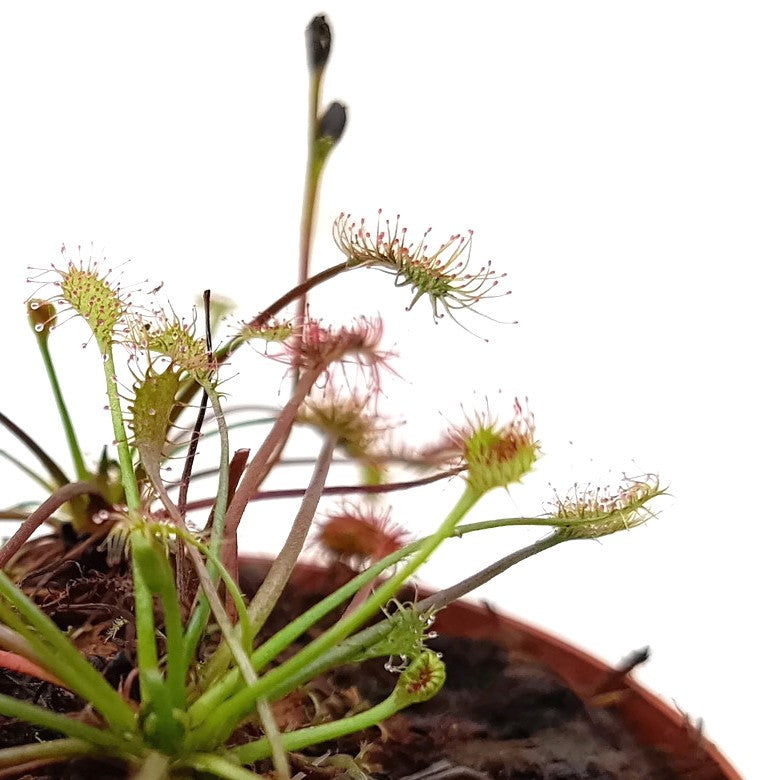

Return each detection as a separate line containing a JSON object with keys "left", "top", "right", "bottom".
{"left": 430, "top": 598, "right": 739, "bottom": 780}
{"left": 239, "top": 556, "right": 740, "bottom": 780}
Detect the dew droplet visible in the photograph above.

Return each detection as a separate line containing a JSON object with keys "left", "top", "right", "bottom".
{"left": 148, "top": 408, "right": 156, "bottom": 416}
{"left": 30, "top": 301, "right": 40, "bottom": 310}
{"left": 34, "top": 323, "right": 44, "bottom": 332}
{"left": 384, "top": 655, "right": 409, "bottom": 674}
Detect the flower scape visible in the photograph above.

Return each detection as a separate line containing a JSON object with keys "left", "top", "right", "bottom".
{"left": 0, "top": 15, "right": 663, "bottom": 780}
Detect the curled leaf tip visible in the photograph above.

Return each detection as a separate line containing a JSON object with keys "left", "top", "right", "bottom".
{"left": 27, "top": 299, "right": 57, "bottom": 341}
{"left": 395, "top": 650, "right": 446, "bottom": 704}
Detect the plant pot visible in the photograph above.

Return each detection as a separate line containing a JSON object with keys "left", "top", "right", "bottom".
{"left": 240, "top": 555, "right": 740, "bottom": 780}
{"left": 427, "top": 598, "right": 739, "bottom": 780}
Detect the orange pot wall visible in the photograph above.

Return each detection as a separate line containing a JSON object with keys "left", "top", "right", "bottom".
{"left": 239, "top": 556, "right": 740, "bottom": 780}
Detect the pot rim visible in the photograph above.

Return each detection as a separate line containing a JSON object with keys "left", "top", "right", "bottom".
{"left": 238, "top": 553, "right": 740, "bottom": 780}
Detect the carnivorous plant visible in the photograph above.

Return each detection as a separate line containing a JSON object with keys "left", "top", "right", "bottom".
{"left": 0, "top": 14, "right": 662, "bottom": 779}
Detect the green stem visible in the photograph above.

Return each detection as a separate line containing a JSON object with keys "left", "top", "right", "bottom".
{"left": 0, "top": 599, "right": 29, "bottom": 638}
{"left": 291, "top": 68, "right": 329, "bottom": 394}
{"left": 255, "top": 698, "right": 289, "bottom": 779}
{"left": 186, "top": 485, "right": 481, "bottom": 750}
{"left": 162, "top": 524, "right": 250, "bottom": 643}
{"left": 194, "top": 433, "right": 337, "bottom": 702}
{"left": 129, "top": 530, "right": 162, "bottom": 707}
{"left": 35, "top": 333, "right": 89, "bottom": 481}
{"left": 130, "top": 532, "right": 186, "bottom": 713}
{"left": 100, "top": 343, "right": 141, "bottom": 511}
{"left": 455, "top": 514, "right": 638, "bottom": 534}
{"left": 264, "top": 534, "right": 566, "bottom": 705}
{"left": 202, "top": 386, "right": 230, "bottom": 562}
{"left": 234, "top": 651, "right": 444, "bottom": 765}
{"left": 179, "top": 753, "right": 267, "bottom": 780}
{"left": 294, "top": 162, "right": 321, "bottom": 331}
{"left": 0, "top": 693, "right": 137, "bottom": 754}
{"left": 295, "top": 68, "right": 323, "bottom": 320}
{"left": 132, "top": 752, "right": 171, "bottom": 780}
{"left": 317, "top": 484, "right": 479, "bottom": 636}
{"left": 189, "top": 508, "right": 573, "bottom": 722}
{"left": 0, "top": 738, "right": 102, "bottom": 770}
{"left": 0, "top": 572, "right": 137, "bottom": 735}
{"left": 194, "top": 525, "right": 570, "bottom": 733}
{"left": 148, "top": 485, "right": 255, "bottom": 686}
{"left": 188, "top": 536, "right": 422, "bottom": 724}
{"left": 236, "top": 690, "right": 401, "bottom": 764}
{"left": 100, "top": 341, "right": 159, "bottom": 724}
{"left": 181, "top": 384, "right": 231, "bottom": 663}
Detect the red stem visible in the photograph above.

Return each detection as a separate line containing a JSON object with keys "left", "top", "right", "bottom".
{"left": 246, "top": 261, "right": 349, "bottom": 331}
{"left": 222, "top": 367, "right": 323, "bottom": 535}
{"left": 178, "top": 466, "right": 465, "bottom": 515}
{"left": 0, "top": 482, "right": 100, "bottom": 569}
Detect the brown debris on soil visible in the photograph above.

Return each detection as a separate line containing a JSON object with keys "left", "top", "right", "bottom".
{"left": 0, "top": 537, "right": 720, "bottom": 779}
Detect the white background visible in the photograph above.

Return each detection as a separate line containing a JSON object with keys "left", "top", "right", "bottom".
{"left": 1, "top": 3, "right": 765, "bottom": 777}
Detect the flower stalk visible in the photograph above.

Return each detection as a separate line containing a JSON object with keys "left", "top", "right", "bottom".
{"left": 27, "top": 301, "right": 89, "bottom": 485}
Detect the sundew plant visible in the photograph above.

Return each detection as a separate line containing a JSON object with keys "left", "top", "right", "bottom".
{"left": 0, "top": 15, "right": 662, "bottom": 780}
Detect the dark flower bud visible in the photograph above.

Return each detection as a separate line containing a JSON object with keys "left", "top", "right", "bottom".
{"left": 306, "top": 15, "right": 332, "bottom": 72}
{"left": 317, "top": 101, "right": 347, "bottom": 143}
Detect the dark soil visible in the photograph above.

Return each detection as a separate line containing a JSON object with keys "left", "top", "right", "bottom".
{"left": 0, "top": 537, "right": 724, "bottom": 779}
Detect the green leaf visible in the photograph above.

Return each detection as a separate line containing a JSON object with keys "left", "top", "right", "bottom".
{"left": 131, "top": 366, "right": 181, "bottom": 480}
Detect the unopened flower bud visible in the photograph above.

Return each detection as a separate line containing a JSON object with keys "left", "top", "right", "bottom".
{"left": 306, "top": 14, "right": 332, "bottom": 72}
{"left": 317, "top": 101, "right": 347, "bottom": 143}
